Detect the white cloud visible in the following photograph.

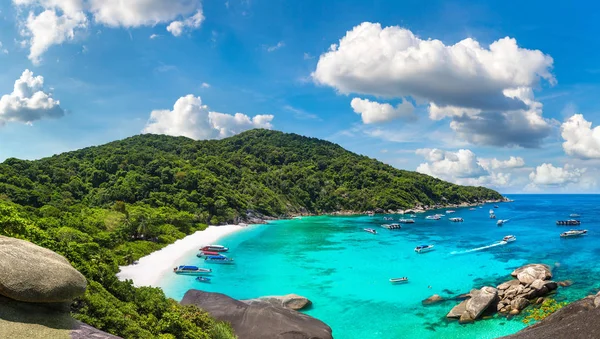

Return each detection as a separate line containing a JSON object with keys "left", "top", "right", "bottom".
{"left": 12, "top": 0, "right": 204, "bottom": 63}
{"left": 529, "top": 163, "right": 584, "bottom": 186}
{"left": 142, "top": 95, "right": 274, "bottom": 140}
{"left": 312, "top": 22, "right": 555, "bottom": 147}
{"left": 350, "top": 97, "right": 415, "bottom": 124}
{"left": 561, "top": 114, "right": 600, "bottom": 159}
{"left": 0, "top": 69, "right": 65, "bottom": 125}
{"left": 266, "top": 41, "right": 284, "bottom": 52}
{"left": 479, "top": 156, "right": 525, "bottom": 170}
{"left": 303, "top": 52, "right": 314, "bottom": 60}
{"left": 200, "top": 82, "right": 210, "bottom": 88}
{"left": 149, "top": 34, "right": 159, "bottom": 39}
{"left": 0, "top": 41, "right": 8, "bottom": 54}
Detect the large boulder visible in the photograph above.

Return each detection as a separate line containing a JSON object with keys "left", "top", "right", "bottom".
{"left": 446, "top": 300, "right": 468, "bottom": 318}
{"left": 511, "top": 264, "right": 552, "bottom": 285}
{"left": 181, "top": 290, "right": 333, "bottom": 339}
{"left": 422, "top": 294, "right": 444, "bottom": 305}
{"left": 510, "top": 297, "right": 530, "bottom": 311}
{"left": 465, "top": 287, "right": 497, "bottom": 320}
{"left": 243, "top": 294, "right": 312, "bottom": 311}
{"left": 0, "top": 236, "right": 87, "bottom": 303}
{"left": 497, "top": 280, "right": 521, "bottom": 290}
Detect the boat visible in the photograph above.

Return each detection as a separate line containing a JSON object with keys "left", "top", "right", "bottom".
{"left": 200, "top": 245, "right": 229, "bottom": 252}
{"left": 414, "top": 244, "right": 435, "bottom": 253}
{"left": 497, "top": 219, "right": 509, "bottom": 226}
{"left": 205, "top": 255, "right": 235, "bottom": 264}
{"left": 383, "top": 217, "right": 394, "bottom": 221}
{"left": 381, "top": 223, "right": 402, "bottom": 229}
{"left": 196, "top": 250, "right": 220, "bottom": 258}
{"left": 196, "top": 276, "right": 211, "bottom": 283}
{"left": 408, "top": 214, "right": 417, "bottom": 218}
{"left": 425, "top": 215, "right": 440, "bottom": 220}
{"left": 367, "top": 211, "right": 375, "bottom": 216}
{"left": 556, "top": 220, "right": 581, "bottom": 226}
{"left": 398, "top": 218, "right": 415, "bottom": 224}
{"left": 489, "top": 209, "right": 494, "bottom": 214}
{"left": 502, "top": 235, "right": 516, "bottom": 242}
{"left": 469, "top": 208, "right": 476, "bottom": 211}
{"left": 173, "top": 265, "right": 212, "bottom": 275}
{"left": 570, "top": 214, "right": 581, "bottom": 218}
{"left": 389, "top": 277, "right": 408, "bottom": 283}
{"left": 494, "top": 205, "right": 499, "bottom": 208}
{"left": 449, "top": 217, "right": 463, "bottom": 222}
{"left": 292, "top": 216, "right": 302, "bottom": 220}
{"left": 446, "top": 210, "right": 456, "bottom": 214}
{"left": 560, "top": 229, "right": 587, "bottom": 238}
{"left": 239, "top": 223, "right": 248, "bottom": 227}
{"left": 363, "top": 228, "right": 377, "bottom": 234}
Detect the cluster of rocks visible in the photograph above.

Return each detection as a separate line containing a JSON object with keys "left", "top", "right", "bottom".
{"left": 0, "top": 236, "right": 118, "bottom": 339}
{"left": 182, "top": 290, "right": 332, "bottom": 339}
{"left": 447, "top": 264, "right": 559, "bottom": 324}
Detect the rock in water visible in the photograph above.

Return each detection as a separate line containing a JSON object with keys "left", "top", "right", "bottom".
{"left": 244, "top": 294, "right": 312, "bottom": 310}
{"left": 0, "top": 236, "right": 87, "bottom": 303}
{"left": 447, "top": 300, "right": 468, "bottom": 318}
{"left": 511, "top": 297, "right": 530, "bottom": 311}
{"left": 466, "top": 287, "right": 498, "bottom": 320}
{"left": 422, "top": 294, "right": 445, "bottom": 305}
{"left": 181, "top": 290, "right": 333, "bottom": 339}
{"left": 511, "top": 264, "right": 552, "bottom": 284}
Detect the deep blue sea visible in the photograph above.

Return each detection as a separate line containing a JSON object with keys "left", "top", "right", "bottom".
{"left": 159, "top": 195, "right": 600, "bottom": 338}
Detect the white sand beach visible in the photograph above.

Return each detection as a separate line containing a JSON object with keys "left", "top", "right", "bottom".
{"left": 116, "top": 225, "right": 244, "bottom": 287}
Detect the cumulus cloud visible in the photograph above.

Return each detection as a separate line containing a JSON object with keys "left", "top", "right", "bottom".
{"left": 529, "top": 163, "right": 584, "bottom": 186}
{"left": 142, "top": 95, "right": 274, "bottom": 140}
{"left": 12, "top": 0, "right": 204, "bottom": 63}
{"left": 312, "top": 22, "right": 555, "bottom": 147}
{"left": 561, "top": 114, "right": 600, "bottom": 159}
{"left": 0, "top": 69, "right": 65, "bottom": 124}
{"left": 479, "top": 156, "right": 525, "bottom": 170}
{"left": 266, "top": 41, "right": 285, "bottom": 52}
{"left": 350, "top": 98, "right": 415, "bottom": 124}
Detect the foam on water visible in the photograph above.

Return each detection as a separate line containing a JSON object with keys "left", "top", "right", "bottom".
{"left": 451, "top": 241, "right": 507, "bottom": 255}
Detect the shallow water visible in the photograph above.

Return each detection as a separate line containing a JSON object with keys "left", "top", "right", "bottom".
{"left": 159, "top": 195, "right": 600, "bottom": 338}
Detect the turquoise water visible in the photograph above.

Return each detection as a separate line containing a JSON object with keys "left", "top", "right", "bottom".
{"left": 159, "top": 195, "right": 600, "bottom": 338}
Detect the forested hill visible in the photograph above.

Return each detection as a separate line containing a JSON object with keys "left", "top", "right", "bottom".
{"left": 0, "top": 129, "right": 501, "bottom": 223}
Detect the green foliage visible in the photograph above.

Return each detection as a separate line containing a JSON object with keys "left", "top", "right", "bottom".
{"left": 522, "top": 298, "right": 568, "bottom": 324}
{"left": 0, "top": 130, "right": 503, "bottom": 339}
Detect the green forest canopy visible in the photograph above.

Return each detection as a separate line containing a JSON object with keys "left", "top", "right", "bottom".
{"left": 0, "top": 129, "right": 502, "bottom": 338}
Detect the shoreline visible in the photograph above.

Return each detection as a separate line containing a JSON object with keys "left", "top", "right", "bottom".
{"left": 116, "top": 225, "right": 245, "bottom": 287}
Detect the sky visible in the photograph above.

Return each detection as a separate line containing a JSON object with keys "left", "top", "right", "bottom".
{"left": 2, "top": 0, "right": 600, "bottom": 194}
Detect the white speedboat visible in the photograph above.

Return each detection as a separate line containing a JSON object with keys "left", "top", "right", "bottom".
{"left": 425, "top": 215, "right": 440, "bottom": 220}
{"left": 398, "top": 218, "right": 415, "bottom": 224}
{"left": 560, "top": 230, "right": 587, "bottom": 238}
{"left": 497, "top": 219, "right": 509, "bottom": 226}
{"left": 502, "top": 235, "right": 516, "bottom": 242}
{"left": 570, "top": 213, "right": 581, "bottom": 218}
{"left": 389, "top": 277, "right": 408, "bottom": 283}
{"left": 408, "top": 214, "right": 417, "bottom": 218}
{"left": 381, "top": 223, "right": 402, "bottom": 229}
{"left": 469, "top": 208, "right": 476, "bottom": 211}
{"left": 363, "top": 228, "right": 377, "bottom": 234}
{"left": 446, "top": 210, "right": 456, "bottom": 214}
{"left": 173, "top": 265, "right": 212, "bottom": 275}
{"left": 415, "top": 244, "right": 435, "bottom": 253}
{"left": 449, "top": 217, "right": 463, "bottom": 222}
{"left": 200, "top": 245, "right": 229, "bottom": 252}
{"left": 205, "top": 255, "right": 235, "bottom": 264}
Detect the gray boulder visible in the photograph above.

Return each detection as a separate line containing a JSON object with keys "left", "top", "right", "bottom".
{"left": 465, "top": 287, "right": 497, "bottom": 320}
{"left": 497, "top": 280, "right": 521, "bottom": 290}
{"left": 0, "top": 236, "right": 87, "bottom": 303}
{"left": 511, "top": 297, "right": 530, "bottom": 311}
{"left": 422, "top": 294, "right": 444, "bottom": 305}
{"left": 243, "top": 294, "right": 312, "bottom": 311}
{"left": 181, "top": 290, "right": 333, "bottom": 339}
{"left": 511, "top": 264, "right": 552, "bottom": 284}
{"left": 447, "top": 300, "right": 468, "bottom": 318}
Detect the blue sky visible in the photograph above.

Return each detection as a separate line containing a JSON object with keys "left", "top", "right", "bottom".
{"left": 2, "top": 0, "right": 600, "bottom": 193}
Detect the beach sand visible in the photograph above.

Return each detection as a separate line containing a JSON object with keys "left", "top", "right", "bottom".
{"left": 116, "top": 225, "right": 244, "bottom": 287}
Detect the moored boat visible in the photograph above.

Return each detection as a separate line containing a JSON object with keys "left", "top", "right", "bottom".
{"left": 497, "top": 219, "right": 509, "bottom": 226}
{"left": 469, "top": 208, "right": 476, "bottom": 211}
{"left": 363, "top": 228, "right": 377, "bottom": 234}
{"left": 560, "top": 229, "right": 587, "bottom": 238}
{"left": 502, "top": 235, "right": 516, "bottom": 242}
{"left": 446, "top": 210, "right": 456, "bottom": 214}
{"left": 201, "top": 245, "right": 229, "bottom": 252}
{"left": 196, "top": 250, "right": 220, "bottom": 258}
{"left": 398, "top": 218, "right": 415, "bottom": 224}
{"left": 381, "top": 223, "right": 402, "bottom": 229}
{"left": 449, "top": 217, "right": 463, "bottom": 222}
{"left": 408, "top": 214, "right": 417, "bottom": 218}
{"left": 205, "top": 255, "right": 235, "bottom": 264}
{"left": 425, "top": 215, "right": 440, "bottom": 220}
{"left": 569, "top": 213, "right": 581, "bottom": 218}
{"left": 414, "top": 244, "right": 435, "bottom": 253}
{"left": 556, "top": 220, "right": 581, "bottom": 226}
{"left": 494, "top": 205, "right": 499, "bottom": 208}
{"left": 196, "top": 276, "right": 211, "bottom": 283}
{"left": 389, "top": 277, "right": 408, "bottom": 283}
{"left": 173, "top": 265, "right": 212, "bottom": 275}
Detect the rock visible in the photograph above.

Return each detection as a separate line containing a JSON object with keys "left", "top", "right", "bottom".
{"left": 530, "top": 279, "right": 546, "bottom": 290}
{"left": 459, "top": 312, "right": 474, "bottom": 324}
{"left": 422, "top": 294, "right": 445, "bottom": 305}
{"left": 536, "top": 297, "right": 545, "bottom": 305}
{"left": 0, "top": 236, "right": 87, "bottom": 303}
{"left": 447, "top": 300, "right": 468, "bottom": 318}
{"left": 497, "top": 280, "right": 521, "bottom": 290}
{"left": 0, "top": 295, "right": 120, "bottom": 339}
{"left": 511, "top": 264, "right": 552, "bottom": 285}
{"left": 594, "top": 295, "right": 600, "bottom": 308}
{"left": 465, "top": 287, "right": 497, "bottom": 320}
{"left": 509, "top": 309, "right": 521, "bottom": 315}
{"left": 529, "top": 280, "right": 557, "bottom": 297}
{"left": 511, "top": 297, "right": 530, "bottom": 311}
{"left": 244, "top": 294, "right": 312, "bottom": 311}
{"left": 181, "top": 290, "right": 333, "bottom": 339}
{"left": 558, "top": 280, "right": 573, "bottom": 287}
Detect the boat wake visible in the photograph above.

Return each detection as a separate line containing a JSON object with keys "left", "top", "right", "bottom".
{"left": 450, "top": 241, "right": 507, "bottom": 255}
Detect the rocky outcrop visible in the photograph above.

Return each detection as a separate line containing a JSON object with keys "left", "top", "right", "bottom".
{"left": 422, "top": 294, "right": 444, "bottom": 305}
{"left": 243, "top": 294, "right": 312, "bottom": 310}
{"left": 0, "top": 236, "right": 87, "bottom": 303}
{"left": 182, "top": 290, "right": 332, "bottom": 339}
{"left": 501, "top": 292, "right": 600, "bottom": 339}
{"left": 447, "top": 263, "right": 560, "bottom": 324}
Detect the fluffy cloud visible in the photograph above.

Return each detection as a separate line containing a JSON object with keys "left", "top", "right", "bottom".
{"left": 266, "top": 41, "right": 285, "bottom": 52}
{"left": 479, "top": 156, "right": 525, "bottom": 170}
{"left": 529, "top": 163, "right": 584, "bottom": 186}
{"left": 0, "top": 41, "right": 8, "bottom": 54}
{"left": 313, "top": 22, "right": 555, "bottom": 147}
{"left": 142, "top": 95, "right": 274, "bottom": 140}
{"left": 0, "top": 69, "right": 65, "bottom": 124}
{"left": 12, "top": 0, "right": 204, "bottom": 63}
{"left": 561, "top": 114, "right": 600, "bottom": 159}
{"left": 350, "top": 98, "right": 415, "bottom": 124}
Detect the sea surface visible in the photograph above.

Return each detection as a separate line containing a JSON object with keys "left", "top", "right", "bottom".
{"left": 159, "top": 195, "right": 600, "bottom": 339}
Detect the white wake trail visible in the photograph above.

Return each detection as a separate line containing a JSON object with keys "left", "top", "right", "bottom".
{"left": 450, "top": 241, "right": 507, "bottom": 255}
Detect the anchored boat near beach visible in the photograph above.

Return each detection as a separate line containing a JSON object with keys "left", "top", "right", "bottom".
{"left": 363, "top": 228, "right": 377, "bottom": 234}
{"left": 389, "top": 277, "right": 408, "bottom": 283}
{"left": 173, "top": 265, "right": 212, "bottom": 275}
{"left": 201, "top": 245, "right": 229, "bottom": 252}
{"left": 560, "top": 229, "right": 587, "bottom": 238}
{"left": 205, "top": 255, "right": 235, "bottom": 264}
{"left": 449, "top": 217, "right": 463, "bottom": 222}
